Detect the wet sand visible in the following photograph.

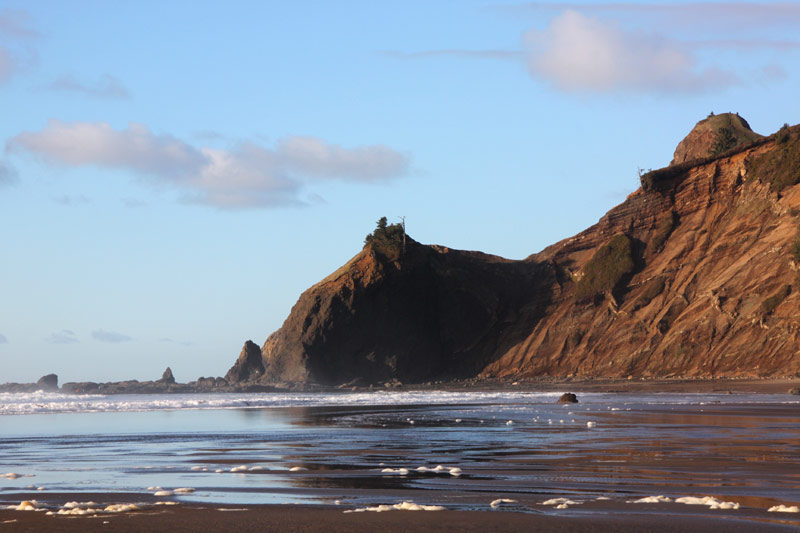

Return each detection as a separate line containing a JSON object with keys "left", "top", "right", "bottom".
{"left": 2, "top": 503, "right": 800, "bottom": 532}
{"left": 2, "top": 386, "right": 799, "bottom": 531}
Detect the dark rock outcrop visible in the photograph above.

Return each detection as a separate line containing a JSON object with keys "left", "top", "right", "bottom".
{"left": 36, "top": 374, "right": 58, "bottom": 391}
{"left": 159, "top": 367, "right": 176, "bottom": 384}
{"left": 225, "top": 341, "right": 265, "bottom": 383}
{"left": 228, "top": 119, "right": 800, "bottom": 385}
{"left": 557, "top": 393, "right": 579, "bottom": 404}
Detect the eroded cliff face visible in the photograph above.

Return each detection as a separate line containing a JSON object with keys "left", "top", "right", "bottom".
{"left": 228, "top": 122, "right": 800, "bottom": 384}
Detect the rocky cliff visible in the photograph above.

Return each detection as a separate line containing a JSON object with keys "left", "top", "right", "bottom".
{"left": 228, "top": 118, "right": 800, "bottom": 385}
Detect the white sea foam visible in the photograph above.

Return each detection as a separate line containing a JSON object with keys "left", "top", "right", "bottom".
{"left": 344, "top": 501, "right": 445, "bottom": 513}
{"left": 1, "top": 473, "right": 30, "bottom": 479}
{"left": 173, "top": 487, "right": 195, "bottom": 494}
{"left": 230, "top": 465, "right": 249, "bottom": 473}
{"left": 9, "top": 390, "right": 782, "bottom": 416}
{"left": 289, "top": 466, "right": 308, "bottom": 472}
{"left": 674, "top": 496, "right": 739, "bottom": 509}
{"left": 768, "top": 504, "right": 800, "bottom": 513}
{"left": 541, "top": 498, "right": 580, "bottom": 508}
{"left": 153, "top": 490, "right": 174, "bottom": 497}
{"left": 632, "top": 495, "right": 673, "bottom": 503}
{"left": 381, "top": 468, "right": 409, "bottom": 475}
{"left": 490, "top": 498, "right": 517, "bottom": 508}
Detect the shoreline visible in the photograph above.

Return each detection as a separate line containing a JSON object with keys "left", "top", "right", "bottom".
{"left": 1, "top": 377, "right": 798, "bottom": 396}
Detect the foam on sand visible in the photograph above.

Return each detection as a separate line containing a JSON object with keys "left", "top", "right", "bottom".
{"left": 12, "top": 500, "right": 41, "bottom": 511}
{"left": 632, "top": 495, "right": 673, "bottom": 503}
{"left": 153, "top": 490, "right": 174, "bottom": 497}
{"left": 173, "top": 487, "right": 195, "bottom": 494}
{"left": 768, "top": 504, "right": 800, "bottom": 513}
{"left": 381, "top": 468, "right": 409, "bottom": 475}
{"left": 490, "top": 498, "right": 517, "bottom": 508}
{"left": 230, "top": 465, "right": 249, "bottom": 472}
{"left": 1, "top": 473, "right": 31, "bottom": 480}
{"left": 415, "top": 465, "right": 462, "bottom": 476}
{"left": 541, "top": 498, "right": 581, "bottom": 509}
{"left": 343, "top": 501, "right": 446, "bottom": 513}
{"left": 674, "top": 496, "right": 739, "bottom": 510}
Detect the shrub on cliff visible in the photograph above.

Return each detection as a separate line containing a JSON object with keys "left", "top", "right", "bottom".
{"left": 575, "top": 234, "right": 635, "bottom": 302}
{"left": 365, "top": 217, "right": 405, "bottom": 259}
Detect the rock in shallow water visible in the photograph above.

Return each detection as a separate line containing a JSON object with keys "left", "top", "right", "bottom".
{"left": 557, "top": 393, "right": 579, "bottom": 404}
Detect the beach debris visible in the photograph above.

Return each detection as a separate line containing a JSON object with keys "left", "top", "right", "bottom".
{"left": 631, "top": 495, "right": 673, "bottom": 503}
{"left": 674, "top": 496, "right": 739, "bottom": 510}
{"left": 558, "top": 393, "right": 579, "bottom": 404}
{"left": 768, "top": 504, "right": 800, "bottom": 513}
{"left": 490, "top": 498, "right": 517, "bottom": 508}
{"left": 381, "top": 468, "right": 409, "bottom": 475}
{"left": 289, "top": 466, "right": 308, "bottom": 472}
{"left": 343, "top": 501, "right": 445, "bottom": 513}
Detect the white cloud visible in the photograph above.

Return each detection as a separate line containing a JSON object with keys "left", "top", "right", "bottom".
{"left": 0, "top": 333, "right": 8, "bottom": 344}
{"left": 47, "top": 73, "right": 131, "bottom": 99}
{"left": 92, "top": 329, "right": 132, "bottom": 343}
{"left": 46, "top": 330, "right": 79, "bottom": 344}
{"left": 524, "top": 10, "right": 738, "bottom": 93}
{"left": 7, "top": 120, "right": 410, "bottom": 208}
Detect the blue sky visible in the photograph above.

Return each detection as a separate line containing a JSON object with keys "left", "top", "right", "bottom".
{"left": 1, "top": 1, "right": 798, "bottom": 384}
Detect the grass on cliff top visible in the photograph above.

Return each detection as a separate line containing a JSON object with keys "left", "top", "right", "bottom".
{"left": 746, "top": 128, "right": 800, "bottom": 192}
{"left": 575, "top": 234, "right": 634, "bottom": 303}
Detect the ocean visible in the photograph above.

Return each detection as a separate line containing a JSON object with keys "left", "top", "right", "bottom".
{"left": 1, "top": 390, "right": 799, "bottom": 523}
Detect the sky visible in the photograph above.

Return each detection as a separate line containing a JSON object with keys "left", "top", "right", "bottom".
{"left": 1, "top": 1, "right": 799, "bottom": 384}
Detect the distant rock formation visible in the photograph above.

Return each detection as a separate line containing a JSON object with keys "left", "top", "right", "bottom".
{"left": 670, "top": 113, "right": 763, "bottom": 166}
{"left": 160, "top": 367, "right": 176, "bottom": 384}
{"left": 227, "top": 118, "right": 800, "bottom": 385}
{"left": 225, "top": 341, "right": 265, "bottom": 383}
{"left": 36, "top": 374, "right": 58, "bottom": 391}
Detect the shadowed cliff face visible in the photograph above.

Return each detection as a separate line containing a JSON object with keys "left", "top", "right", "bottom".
{"left": 227, "top": 121, "right": 800, "bottom": 384}
{"left": 227, "top": 240, "right": 554, "bottom": 385}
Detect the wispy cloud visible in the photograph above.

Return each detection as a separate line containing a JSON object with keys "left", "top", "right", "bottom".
{"left": 513, "top": 2, "right": 800, "bottom": 28}
{"left": 7, "top": 120, "right": 411, "bottom": 209}
{"left": 46, "top": 73, "right": 131, "bottom": 99}
{"left": 0, "top": 333, "right": 8, "bottom": 344}
{"left": 46, "top": 330, "right": 79, "bottom": 344}
{"left": 0, "top": 160, "right": 17, "bottom": 186}
{"left": 524, "top": 10, "right": 738, "bottom": 93}
{"left": 92, "top": 329, "right": 132, "bottom": 343}
{"left": 0, "top": 9, "right": 39, "bottom": 84}
{"left": 54, "top": 194, "right": 91, "bottom": 205}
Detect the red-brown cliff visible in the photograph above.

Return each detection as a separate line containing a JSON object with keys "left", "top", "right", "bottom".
{"left": 227, "top": 120, "right": 800, "bottom": 384}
